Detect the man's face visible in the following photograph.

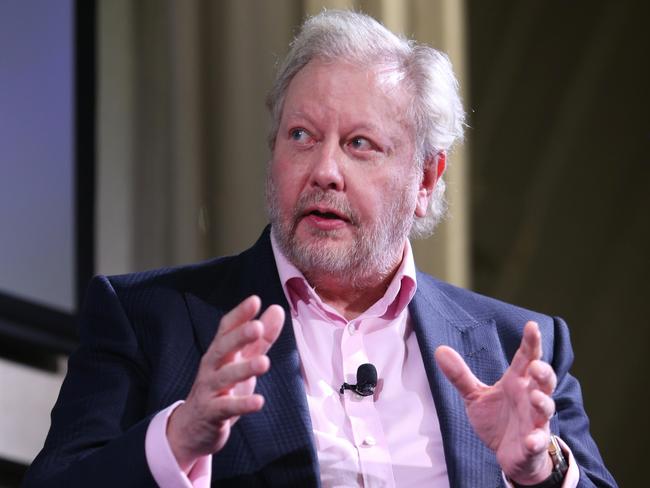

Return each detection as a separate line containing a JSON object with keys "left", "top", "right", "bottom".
{"left": 268, "top": 59, "right": 429, "bottom": 285}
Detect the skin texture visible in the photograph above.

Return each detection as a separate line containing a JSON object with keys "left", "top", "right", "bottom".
{"left": 167, "top": 59, "right": 557, "bottom": 484}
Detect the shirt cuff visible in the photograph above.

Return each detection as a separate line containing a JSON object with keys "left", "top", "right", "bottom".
{"left": 502, "top": 437, "right": 579, "bottom": 488}
{"left": 145, "top": 400, "right": 212, "bottom": 488}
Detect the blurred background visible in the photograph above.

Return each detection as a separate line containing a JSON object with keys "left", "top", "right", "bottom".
{"left": 0, "top": 0, "right": 647, "bottom": 485}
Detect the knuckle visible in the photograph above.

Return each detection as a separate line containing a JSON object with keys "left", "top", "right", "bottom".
{"left": 199, "top": 352, "right": 213, "bottom": 369}
{"left": 213, "top": 371, "right": 233, "bottom": 393}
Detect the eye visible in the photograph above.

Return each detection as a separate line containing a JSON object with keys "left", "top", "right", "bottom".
{"left": 289, "top": 128, "right": 311, "bottom": 143}
{"left": 349, "top": 136, "right": 373, "bottom": 151}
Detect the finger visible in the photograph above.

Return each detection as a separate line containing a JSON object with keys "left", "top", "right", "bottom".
{"left": 210, "top": 393, "right": 266, "bottom": 421}
{"left": 509, "top": 322, "right": 542, "bottom": 376}
{"left": 215, "top": 295, "right": 261, "bottom": 339}
{"left": 204, "top": 319, "right": 264, "bottom": 370}
{"left": 530, "top": 390, "right": 555, "bottom": 426}
{"left": 434, "top": 346, "right": 484, "bottom": 399}
{"left": 260, "top": 304, "right": 284, "bottom": 344}
{"left": 528, "top": 360, "right": 557, "bottom": 395}
{"left": 244, "top": 304, "right": 285, "bottom": 357}
{"left": 204, "top": 296, "right": 262, "bottom": 366}
{"left": 239, "top": 305, "right": 284, "bottom": 359}
{"left": 209, "top": 355, "right": 270, "bottom": 395}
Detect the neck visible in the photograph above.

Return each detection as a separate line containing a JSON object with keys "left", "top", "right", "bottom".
{"left": 303, "top": 258, "right": 402, "bottom": 321}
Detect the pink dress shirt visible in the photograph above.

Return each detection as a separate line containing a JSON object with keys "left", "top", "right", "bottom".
{"left": 272, "top": 235, "right": 448, "bottom": 487}
{"left": 144, "top": 235, "right": 579, "bottom": 487}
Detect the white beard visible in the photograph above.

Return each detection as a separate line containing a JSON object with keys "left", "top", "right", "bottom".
{"left": 266, "top": 173, "right": 417, "bottom": 288}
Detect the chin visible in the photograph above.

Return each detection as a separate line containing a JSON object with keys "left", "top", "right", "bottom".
{"left": 295, "top": 223, "right": 351, "bottom": 243}
{"left": 291, "top": 236, "right": 357, "bottom": 271}
{"left": 294, "top": 234, "right": 352, "bottom": 256}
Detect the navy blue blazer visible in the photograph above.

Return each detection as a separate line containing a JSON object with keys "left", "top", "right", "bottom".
{"left": 24, "top": 228, "right": 616, "bottom": 487}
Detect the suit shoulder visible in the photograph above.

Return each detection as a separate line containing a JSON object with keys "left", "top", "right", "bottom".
{"left": 101, "top": 230, "right": 273, "bottom": 298}
{"left": 416, "top": 271, "right": 555, "bottom": 327}
{"left": 414, "top": 272, "right": 570, "bottom": 367}
{"left": 104, "top": 254, "right": 239, "bottom": 295}
{"left": 79, "top": 255, "right": 242, "bottom": 325}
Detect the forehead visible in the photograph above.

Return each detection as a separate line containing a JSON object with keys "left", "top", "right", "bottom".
{"left": 282, "top": 59, "right": 413, "bottom": 134}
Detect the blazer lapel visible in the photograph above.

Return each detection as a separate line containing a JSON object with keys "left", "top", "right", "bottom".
{"left": 184, "top": 229, "right": 319, "bottom": 486}
{"left": 410, "top": 272, "right": 506, "bottom": 487}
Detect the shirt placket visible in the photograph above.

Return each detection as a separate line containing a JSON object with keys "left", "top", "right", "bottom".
{"left": 340, "top": 318, "right": 396, "bottom": 488}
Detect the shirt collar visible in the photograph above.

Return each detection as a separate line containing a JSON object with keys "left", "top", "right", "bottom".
{"left": 270, "top": 229, "right": 417, "bottom": 321}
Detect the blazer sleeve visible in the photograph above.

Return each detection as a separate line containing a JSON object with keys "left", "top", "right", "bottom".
{"left": 23, "top": 275, "right": 159, "bottom": 487}
{"left": 551, "top": 316, "right": 618, "bottom": 488}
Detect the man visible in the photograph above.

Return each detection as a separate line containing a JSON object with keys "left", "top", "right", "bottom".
{"left": 25, "top": 10, "right": 616, "bottom": 488}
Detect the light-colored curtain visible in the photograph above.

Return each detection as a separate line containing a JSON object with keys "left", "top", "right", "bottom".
{"left": 97, "top": 0, "right": 469, "bottom": 287}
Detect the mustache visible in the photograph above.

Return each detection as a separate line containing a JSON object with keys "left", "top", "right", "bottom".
{"left": 292, "top": 190, "right": 360, "bottom": 227}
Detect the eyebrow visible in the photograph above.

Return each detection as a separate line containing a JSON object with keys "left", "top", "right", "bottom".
{"left": 284, "top": 109, "right": 406, "bottom": 152}
{"left": 286, "top": 110, "right": 383, "bottom": 135}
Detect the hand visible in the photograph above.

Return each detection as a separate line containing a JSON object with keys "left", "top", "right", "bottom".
{"left": 434, "top": 321, "right": 557, "bottom": 485}
{"left": 167, "top": 295, "right": 284, "bottom": 470}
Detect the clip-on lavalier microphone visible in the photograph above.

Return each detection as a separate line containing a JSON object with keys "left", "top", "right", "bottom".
{"left": 339, "top": 363, "right": 377, "bottom": 397}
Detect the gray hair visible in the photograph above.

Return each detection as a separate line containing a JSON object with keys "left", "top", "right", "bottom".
{"left": 266, "top": 10, "right": 465, "bottom": 237}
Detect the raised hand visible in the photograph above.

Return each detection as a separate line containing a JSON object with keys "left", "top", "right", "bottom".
{"left": 434, "top": 321, "right": 557, "bottom": 485}
{"left": 167, "top": 295, "right": 284, "bottom": 470}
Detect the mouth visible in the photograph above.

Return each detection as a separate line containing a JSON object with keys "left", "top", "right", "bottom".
{"left": 303, "top": 206, "right": 350, "bottom": 222}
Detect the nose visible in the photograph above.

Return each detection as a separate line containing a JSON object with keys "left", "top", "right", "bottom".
{"left": 309, "top": 140, "right": 345, "bottom": 191}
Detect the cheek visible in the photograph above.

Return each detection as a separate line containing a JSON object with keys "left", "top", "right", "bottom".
{"left": 275, "top": 168, "right": 300, "bottom": 197}
{"left": 347, "top": 179, "right": 390, "bottom": 219}
{"left": 380, "top": 173, "right": 419, "bottom": 215}
{"left": 270, "top": 161, "right": 303, "bottom": 212}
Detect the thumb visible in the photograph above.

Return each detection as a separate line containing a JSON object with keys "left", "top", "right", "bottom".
{"left": 435, "top": 345, "right": 483, "bottom": 399}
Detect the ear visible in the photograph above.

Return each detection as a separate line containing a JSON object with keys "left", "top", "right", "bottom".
{"left": 415, "top": 152, "right": 446, "bottom": 217}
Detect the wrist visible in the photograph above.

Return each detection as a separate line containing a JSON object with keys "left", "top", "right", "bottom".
{"left": 510, "top": 436, "right": 569, "bottom": 488}
{"left": 167, "top": 403, "right": 197, "bottom": 472}
{"left": 509, "top": 450, "right": 554, "bottom": 486}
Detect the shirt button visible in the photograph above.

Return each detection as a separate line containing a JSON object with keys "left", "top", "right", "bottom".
{"left": 347, "top": 323, "right": 356, "bottom": 335}
{"left": 363, "top": 435, "right": 376, "bottom": 447}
